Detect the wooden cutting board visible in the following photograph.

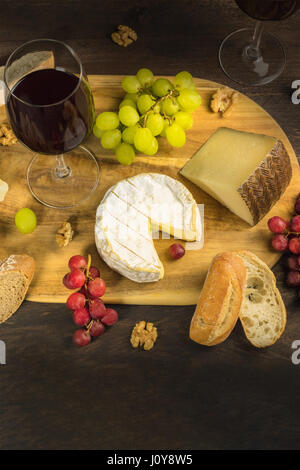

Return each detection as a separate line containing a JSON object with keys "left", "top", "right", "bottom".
{"left": 0, "top": 75, "right": 299, "bottom": 305}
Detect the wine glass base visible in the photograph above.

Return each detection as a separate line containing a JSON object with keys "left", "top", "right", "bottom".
{"left": 27, "top": 146, "right": 100, "bottom": 209}
{"left": 219, "top": 28, "right": 286, "bottom": 86}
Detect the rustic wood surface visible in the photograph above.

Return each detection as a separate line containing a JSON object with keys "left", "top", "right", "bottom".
{"left": 0, "top": 0, "right": 300, "bottom": 450}
{"left": 2, "top": 75, "right": 299, "bottom": 304}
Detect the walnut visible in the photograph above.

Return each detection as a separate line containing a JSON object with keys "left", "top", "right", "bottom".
{"left": 130, "top": 321, "right": 158, "bottom": 351}
{"left": 56, "top": 222, "right": 74, "bottom": 247}
{"left": 0, "top": 123, "right": 17, "bottom": 146}
{"left": 210, "top": 87, "right": 239, "bottom": 118}
{"left": 111, "top": 25, "right": 137, "bottom": 47}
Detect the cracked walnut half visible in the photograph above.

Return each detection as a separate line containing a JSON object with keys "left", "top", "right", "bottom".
{"left": 130, "top": 321, "right": 158, "bottom": 351}
{"left": 210, "top": 87, "right": 239, "bottom": 118}
{"left": 0, "top": 123, "right": 17, "bottom": 146}
{"left": 56, "top": 222, "right": 74, "bottom": 247}
{"left": 111, "top": 25, "right": 137, "bottom": 47}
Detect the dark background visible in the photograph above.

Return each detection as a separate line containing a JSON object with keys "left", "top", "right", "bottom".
{"left": 0, "top": 0, "right": 300, "bottom": 450}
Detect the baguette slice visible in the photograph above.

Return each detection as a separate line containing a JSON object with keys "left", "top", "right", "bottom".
{"left": 0, "top": 254, "right": 35, "bottom": 324}
{"left": 237, "top": 250, "right": 286, "bottom": 348}
{"left": 189, "top": 252, "right": 246, "bottom": 346}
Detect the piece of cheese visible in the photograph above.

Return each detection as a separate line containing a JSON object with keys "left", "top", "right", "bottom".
{"left": 95, "top": 173, "right": 202, "bottom": 283}
{"left": 0, "top": 179, "right": 8, "bottom": 202}
{"left": 180, "top": 127, "right": 292, "bottom": 226}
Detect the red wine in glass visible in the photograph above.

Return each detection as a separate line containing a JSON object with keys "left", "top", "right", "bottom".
{"left": 4, "top": 39, "right": 99, "bottom": 209}
{"left": 7, "top": 68, "right": 93, "bottom": 155}
{"left": 235, "top": 0, "right": 300, "bottom": 21}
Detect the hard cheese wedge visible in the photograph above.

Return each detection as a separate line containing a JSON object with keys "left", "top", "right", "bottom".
{"left": 180, "top": 127, "right": 292, "bottom": 225}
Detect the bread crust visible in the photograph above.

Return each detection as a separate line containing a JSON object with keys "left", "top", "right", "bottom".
{"left": 0, "top": 254, "right": 35, "bottom": 324}
{"left": 189, "top": 252, "right": 246, "bottom": 346}
{"left": 237, "top": 250, "right": 286, "bottom": 348}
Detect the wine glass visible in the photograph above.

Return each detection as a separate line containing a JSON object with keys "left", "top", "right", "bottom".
{"left": 219, "top": 0, "right": 300, "bottom": 86}
{"left": 4, "top": 39, "right": 100, "bottom": 209}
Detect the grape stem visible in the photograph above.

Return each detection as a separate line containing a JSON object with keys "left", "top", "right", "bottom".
{"left": 85, "top": 254, "right": 92, "bottom": 287}
{"left": 86, "top": 319, "right": 94, "bottom": 332}
{"left": 141, "top": 88, "right": 179, "bottom": 128}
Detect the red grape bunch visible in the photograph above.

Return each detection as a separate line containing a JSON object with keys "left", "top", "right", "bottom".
{"left": 63, "top": 254, "right": 118, "bottom": 347}
{"left": 268, "top": 193, "right": 300, "bottom": 295}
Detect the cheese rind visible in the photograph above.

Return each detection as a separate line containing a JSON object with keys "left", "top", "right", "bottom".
{"left": 180, "top": 127, "right": 292, "bottom": 225}
{"left": 95, "top": 173, "right": 202, "bottom": 283}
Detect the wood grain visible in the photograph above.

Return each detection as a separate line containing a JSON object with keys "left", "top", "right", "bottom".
{"left": 0, "top": 75, "right": 299, "bottom": 304}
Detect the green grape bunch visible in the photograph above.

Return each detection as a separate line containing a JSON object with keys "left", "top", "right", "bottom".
{"left": 93, "top": 69, "right": 201, "bottom": 165}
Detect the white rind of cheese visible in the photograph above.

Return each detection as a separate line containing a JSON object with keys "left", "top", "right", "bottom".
{"left": 0, "top": 179, "right": 8, "bottom": 202}
{"left": 95, "top": 173, "right": 202, "bottom": 283}
{"left": 180, "top": 127, "right": 292, "bottom": 226}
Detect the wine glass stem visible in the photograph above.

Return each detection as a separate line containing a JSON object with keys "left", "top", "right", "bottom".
{"left": 248, "top": 20, "right": 264, "bottom": 59}
{"left": 55, "top": 154, "right": 71, "bottom": 178}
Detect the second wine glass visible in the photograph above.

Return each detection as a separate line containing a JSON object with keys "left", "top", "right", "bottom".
{"left": 219, "top": 0, "right": 300, "bottom": 86}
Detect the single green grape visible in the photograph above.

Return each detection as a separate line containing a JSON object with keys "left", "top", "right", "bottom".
{"left": 134, "top": 127, "right": 154, "bottom": 153}
{"left": 122, "top": 76, "right": 141, "bottom": 94}
{"left": 96, "top": 112, "right": 119, "bottom": 131}
{"left": 101, "top": 129, "right": 122, "bottom": 149}
{"left": 115, "top": 143, "right": 135, "bottom": 165}
{"left": 93, "top": 124, "right": 103, "bottom": 138}
{"left": 161, "top": 97, "right": 179, "bottom": 116}
{"left": 174, "top": 71, "right": 194, "bottom": 89}
{"left": 174, "top": 111, "right": 193, "bottom": 130}
{"left": 145, "top": 113, "right": 164, "bottom": 136}
{"left": 137, "top": 94, "right": 156, "bottom": 114}
{"left": 118, "top": 105, "right": 140, "bottom": 127}
{"left": 151, "top": 78, "right": 173, "bottom": 97}
{"left": 136, "top": 68, "right": 154, "bottom": 86}
{"left": 177, "top": 88, "right": 201, "bottom": 112}
{"left": 15, "top": 208, "right": 37, "bottom": 234}
{"left": 160, "top": 119, "right": 170, "bottom": 137}
{"left": 119, "top": 98, "right": 137, "bottom": 109}
{"left": 122, "top": 124, "right": 140, "bottom": 144}
{"left": 153, "top": 103, "right": 161, "bottom": 113}
{"left": 144, "top": 136, "right": 158, "bottom": 156}
{"left": 188, "top": 82, "right": 197, "bottom": 90}
{"left": 124, "top": 92, "right": 138, "bottom": 103}
{"left": 166, "top": 123, "right": 186, "bottom": 147}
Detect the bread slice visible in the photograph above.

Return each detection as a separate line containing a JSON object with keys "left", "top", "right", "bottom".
{"left": 189, "top": 252, "right": 246, "bottom": 346}
{"left": 237, "top": 250, "right": 286, "bottom": 348}
{"left": 0, "top": 254, "right": 35, "bottom": 324}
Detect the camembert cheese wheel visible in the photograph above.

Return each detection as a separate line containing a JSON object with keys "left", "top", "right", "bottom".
{"left": 180, "top": 127, "right": 292, "bottom": 226}
{"left": 95, "top": 173, "right": 202, "bottom": 283}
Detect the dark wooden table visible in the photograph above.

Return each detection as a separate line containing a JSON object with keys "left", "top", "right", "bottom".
{"left": 0, "top": 0, "right": 300, "bottom": 450}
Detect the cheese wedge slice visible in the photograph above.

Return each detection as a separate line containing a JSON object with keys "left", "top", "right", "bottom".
{"left": 0, "top": 179, "right": 8, "bottom": 202}
{"left": 95, "top": 173, "right": 202, "bottom": 283}
{"left": 180, "top": 127, "right": 292, "bottom": 225}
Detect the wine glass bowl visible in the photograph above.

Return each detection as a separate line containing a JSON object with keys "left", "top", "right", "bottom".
{"left": 4, "top": 39, "right": 99, "bottom": 208}
{"left": 219, "top": 0, "right": 300, "bottom": 86}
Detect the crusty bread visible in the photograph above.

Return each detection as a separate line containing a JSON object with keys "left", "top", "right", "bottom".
{"left": 189, "top": 252, "right": 246, "bottom": 346}
{"left": 237, "top": 250, "right": 286, "bottom": 348}
{"left": 0, "top": 254, "right": 35, "bottom": 324}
